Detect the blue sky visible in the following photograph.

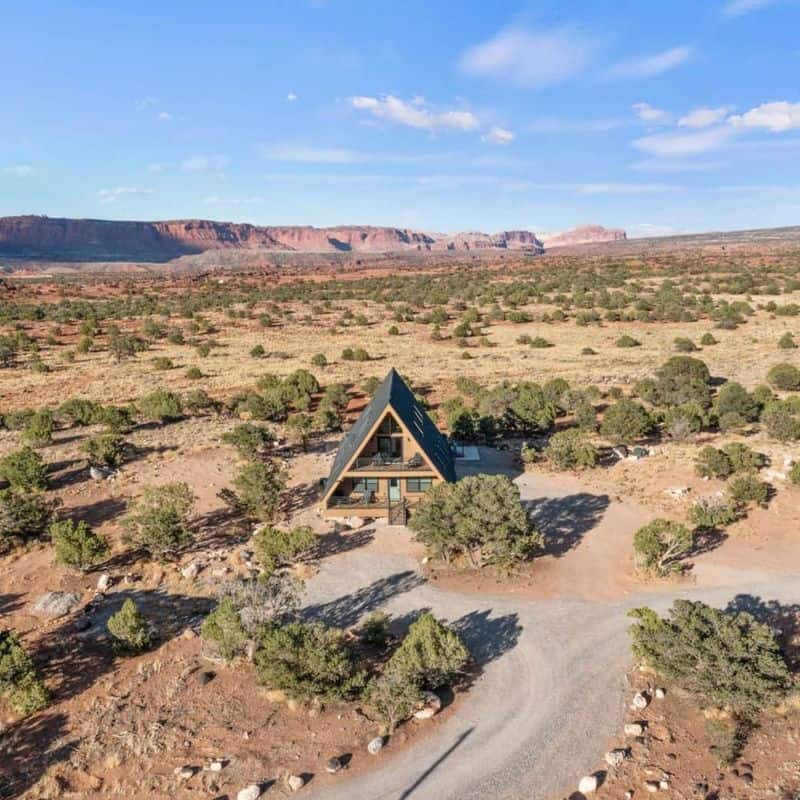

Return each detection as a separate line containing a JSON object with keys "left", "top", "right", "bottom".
{"left": 2, "top": 0, "right": 799, "bottom": 236}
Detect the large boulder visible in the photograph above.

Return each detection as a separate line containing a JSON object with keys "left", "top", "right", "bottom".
{"left": 578, "top": 775, "right": 599, "bottom": 794}
{"left": 367, "top": 736, "right": 385, "bottom": 755}
{"left": 413, "top": 690, "right": 443, "bottom": 720}
{"left": 32, "top": 591, "right": 80, "bottom": 618}
{"left": 604, "top": 748, "right": 629, "bottom": 768}
{"left": 237, "top": 785, "right": 262, "bottom": 800}
{"left": 286, "top": 774, "right": 305, "bottom": 792}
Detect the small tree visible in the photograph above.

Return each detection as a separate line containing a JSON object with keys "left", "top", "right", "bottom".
{"left": 689, "top": 498, "right": 737, "bottom": 530}
{"left": 728, "top": 473, "right": 770, "bottom": 507}
{"left": 223, "top": 460, "right": 287, "bottom": 522}
{"left": 778, "top": 332, "right": 797, "bottom": 350}
{"left": 201, "top": 597, "right": 248, "bottom": 662}
{"left": 545, "top": 429, "right": 599, "bottom": 470}
{"left": 51, "top": 518, "right": 108, "bottom": 571}
{"left": 767, "top": 362, "right": 800, "bottom": 391}
{"left": 0, "top": 447, "right": 48, "bottom": 491}
{"left": 600, "top": 399, "right": 653, "bottom": 444}
{"left": 633, "top": 519, "right": 693, "bottom": 576}
{"left": 0, "top": 628, "right": 49, "bottom": 716}
{"left": 84, "top": 433, "right": 126, "bottom": 467}
{"left": 23, "top": 409, "right": 55, "bottom": 447}
{"left": 123, "top": 483, "right": 195, "bottom": 559}
{"left": 384, "top": 613, "right": 469, "bottom": 689}
{"left": 761, "top": 400, "right": 800, "bottom": 441}
{"left": 221, "top": 423, "right": 274, "bottom": 460}
{"left": 221, "top": 574, "right": 302, "bottom": 634}
{"left": 136, "top": 389, "right": 183, "bottom": 424}
{"left": 254, "top": 622, "right": 364, "bottom": 700}
{"left": 107, "top": 599, "right": 151, "bottom": 655}
{"left": 286, "top": 412, "right": 314, "bottom": 452}
{"left": 0, "top": 490, "right": 58, "bottom": 553}
{"left": 252, "top": 524, "right": 316, "bottom": 575}
{"left": 364, "top": 668, "right": 423, "bottom": 734}
{"left": 695, "top": 446, "right": 733, "bottom": 479}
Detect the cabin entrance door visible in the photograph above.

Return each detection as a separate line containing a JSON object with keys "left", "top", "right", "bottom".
{"left": 388, "top": 478, "right": 401, "bottom": 503}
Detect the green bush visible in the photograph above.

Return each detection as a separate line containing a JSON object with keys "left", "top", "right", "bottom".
{"left": 151, "top": 356, "right": 174, "bottom": 371}
{"left": 136, "top": 389, "right": 182, "bottom": 424}
{"left": 0, "top": 489, "right": 57, "bottom": 553}
{"left": 600, "top": 399, "right": 653, "bottom": 444}
{"left": 714, "top": 382, "right": 759, "bottom": 425}
{"left": 360, "top": 611, "right": 391, "bottom": 648}
{"left": 252, "top": 524, "right": 315, "bottom": 575}
{"left": 364, "top": 668, "right": 422, "bottom": 735}
{"left": 695, "top": 446, "right": 733, "bottom": 479}
{"left": 84, "top": 433, "right": 126, "bottom": 467}
{"left": 688, "top": 498, "right": 737, "bottom": 530}
{"left": 650, "top": 356, "right": 712, "bottom": 408}
{"left": 778, "top": 332, "right": 797, "bottom": 350}
{"left": 95, "top": 405, "right": 133, "bottom": 434}
{"left": 760, "top": 400, "right": 800, "bottom": 441}
{"left": 311, "top": 353, "right": 328, "bottom": 367}
{"left": 662, "top": 404, "right": 705, "bottom": 440}
{"left": 0, "top": 447, "right": 48, "bottom": 491}
{"left": 107, "top": 599, "right": 151, "bottom": 655}
{"left": 721, "top": 442, "right": 764, "bottom": 473}
{"left": 222, "top": 423, "right": 274, "bottom": 460}
{"left": 700, "top": 332, "right": 718, "bottom": 346}
{"left": 250, "top": 344, "right": 266, "bottom": 359}
{"left": 628, "top": 600, "right": 790, "bottom": 716}
{"left": 201, "top": 597, "right": 248, "bottom": 662}
{"left": 530, "top": 336, "right": 553, "bottom": 348}
{"left": 183, "top": 388, "right": 218, "bottom": 414}
{"left": 0, "top": 628, "right": 48, "bottom": 716}
{"left": 674, "top": 337, "right": 698, "bottom": 353}
{"left": 222, "top": 460, "right": 288, "bottom": 522}
{"left": 59, "top": 398, "right": 99, "bottom": 427}
{"left": 545, "top": 429, "right": 599, "bottom": 470}
{"left": 633, "top": 518, "right": 693, "bottom": 575}
{"left": 574, "top": 401, "right": 598, "bottom": 432}
{"left": 123, "top": 483, "right": 195, "bottom": 559}
{"left": 767, "top": 362, "right": 800, "bottom": 391}
{"left": 185, "top": 366, "right": 204, "bottom": 380}
{"left": 23, "top": 409, "right": 55, "bottom": 447}
{"left": 728, "top": 473, "right": 770, "bottom": 506}
{"left": 616, "top": 334, "right": 641, "bottom": 348}
{"left": 51, "top": 518, "right": 108, "bottom": 571}
{"left": 254, "top": 621, "right": 364, "bottom": 700}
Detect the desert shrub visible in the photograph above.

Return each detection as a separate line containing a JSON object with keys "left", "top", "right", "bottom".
{"left": 545, "top": 429, "right": 599, "bottom": 470}
{"left": 107, "top": 599, "right": 151, "bottom": 655}
{"left": 542, "top": 378, "right": 571, "bottom": 411}
{"left": 0, "top": 490, "right": 57, "bottom": 553}
{"left": 700, "top": 332, "right": 718, "bottom": 346}
{"left": 222, "top": 423, "right": 274, "bottom": 460}
{"left": 185, "top": 366, "right": 203, "bottom": 380}
{"left": 59, "top": 398, "right": 99, "bottom": 427}
{"left": 250, "top": 344, "right": 266, "bottom": 359}
{"left": 695, "top": 446, "right": 733, "bottom": 479}
{"left": 706, "top": 717, "right": 749, "bottom": 766}
{"left": 530, "top": 336, "right": 553, "bottom": 348}
{"left": 778, "top": 332, "right": 797, "bottom": 350}
{"left": 123, "top": 483, "right": 195, "bottom": 559}
{"left": 600, "top": 399, "right": 653, "bottom": 444}
{"left": 0, "top": 628, "right": 48, "bottom": 716}
{"left": 286, "top": 412, "right": 314, "bottom": 451}
{"left": 616, "top": 334, "right": 640, "bottom": 348}
{"left": 51, "top": 517, "right": 107, "bottom": 571}
{"left": 222, "top": 460, "right": 288, "bottom": 522}
{"left": 23, "top": 409, "right": 55, "bottom": 447}
{"left": 183, "top": 388, "right": 218, "bottom": 414}
{"left": 628, "top": 599, "right": 790, "bottom": 716}
{"left": 360, "top": 611, "right": 391, "bottom": 648}
{"left": 508, "top": 382, "right": 556, "bottom": 433}
{"left": 254, "top": 621, "right": 364, "bottom": 700}
{"left": 674, "top": 337, "right": 697, "bottom": 353}
{"left": 574, "top": 401, "right": 598, "bottom": 431}
{"left": 714, "top": 382, "right": 759, "bottom": 426}
{"left": 767, "top": 362, "right": 800, "bottom": 391}
{"left": 151, "top": 356, "right": 174, "bottom": 371}
{"left": 410, "top": 474, "right": 542, "bottom": 568}
{"left": 364, "top": 668, "right": 422, "bottom": 735}
{"left": 94, "top": 405, "right": 134, "bottom": 434}
{"left": 384, "top": 613, "right": 469, "bottom": 690}
{"left": 633, "top": 519, "right": 693, "bottom": 575}
{"left": 689, "top": 498, "right": 738, "bottom": 530}
{"left": 789, "top": 461, "right": 800, "bottom": 485}
{"left": 721, "top": 442, "right": 765, "bottom": 473}
{"left": 136, "top": 389, "right": 182, "bottom": 424}
{"left": 760, "top": 400, "right": 800, "bottom": 441}
{"left": 252, "top": 524, "right": 315, "bottom": 575}
{"left": 0, "top": 447, "right": 48, "bottom": 491}
{"left": 728, "top": 473, "right": 770, "bottom": 506}
{"left": 84, "top": 433, "right": 126, "bottom": 467}
{"left": 581, "top": 346, "right": 596, "bottom": 355}
{"left": 220, "top": 574, "right": 302, "bottom": 634}
{"left": 311, "top": 353, "right": 327, "bottom": 367}
{"left": 662, "top": 404, "right": 705, "bottom": 440}
{"left": 201, "top": 597, "right": 248, "bottom": 662}
{"left": 650, "top": 356, "right": 712, "bottom": 408}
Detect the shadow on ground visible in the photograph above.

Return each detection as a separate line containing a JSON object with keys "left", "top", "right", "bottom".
{"left": 523, "top": 492, "right": 610, "bottom": 557}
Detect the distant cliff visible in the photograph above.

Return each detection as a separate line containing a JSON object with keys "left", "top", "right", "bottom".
{"left": 0, "top": 215, "right": 624, "bottom": 263}
{"left": 540, "top": 225, "right": 627, "bottom": 249}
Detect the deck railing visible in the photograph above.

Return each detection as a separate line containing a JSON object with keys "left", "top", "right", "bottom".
{"left": 352, "top": 456, "right": 428, "bottom": 470}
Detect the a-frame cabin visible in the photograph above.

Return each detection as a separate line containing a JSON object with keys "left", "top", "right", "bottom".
{"left": 322, "top": 369, "right": 456, "bottom": 523}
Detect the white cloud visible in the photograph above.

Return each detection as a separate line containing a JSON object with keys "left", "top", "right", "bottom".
{"left": 678, "top": 106, "right": 731, "bottom": 128}
{"left": 350, "top": 95, "right": 479, "bottom": 132}
{"left": 3, "top": 164, "right": 35, "bottom": 177}
{"left": 482, "top": 126, "right": 515, "bottom": 145}
{"left": 631, "top": 158, "right": 725, "bottom": 173}
{"left": 525, "top": 117, "right": 623, "bottom": 133}
{"left": 633, "top": 126, "right": 734, "bottom": 157}
{"left": 459, "top": 25, "right": 596, "bottom": 88}
{"left": 287, "top": 91, "right": 298, "bottom": 102}
{"left": 158, "top": 111, "right": 173, "bottom": 121}
{"left": 180, "top": 154, "right": 230, "bottom": 172}
{"left": 628, "top": 223, "right": 679, "bottom": 238}
{"left": 572, "top": 182, "right": 681, "bottom": 195}
{"left": 260, "top": 144, "right": 364, "bottom": 163}
{"left": 729, "top": 101, "right": 800, "bottom": 132}
{"left": 632, "top": 102, "right": 670, "bottom": 124}
{"left": 722, "top": 0, "right": 777, "bottom": 17}
{"left": 146, "top": 162, "right": 168, "bottom": 174}
{"left": 97, "top": 187, "right": 152, "bottom": 204}
{"left": 606, "top": 46, "right": 692, "bottom": 79}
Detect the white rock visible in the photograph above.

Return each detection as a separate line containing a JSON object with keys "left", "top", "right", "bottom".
{"left": 624, "top": 722, "right": 645, "bottom": 736}
{"left": 604, "top": 748, "right": 629, "bottom": 768}
{"left": 287, "top": 774, "right": 305, "bottom": 792}
{"left": 208, "top": 759, "right": 224, "bottom": 772}
{"left": 413, "top": 690, "right": 443, "bottom": 720}
{"left": 631, "top": 692, "right": 650, "bottom": 710}
{"left": 237, "top": 785, "right": 262, "bottom": 800}
{"left": 659, "top": 780, "right": 670, "bottom": 790}
{"left": 367, "top": 736, "right": 384, "bottom": 755}
{"left": 655, "top": 687, "right": 666, "bottom": 699}
{"left": 578, "top": 775, "right": 599, "bottom": 794}
{"left": 32, "top": 591, "right": 80, "bottom": 618}
{"left": 181, "top": 563, "right": 200, "bottom": 580}
{"left": 175, "top": 765, "right": 195, "bottom": 780}
{"left": 96, "top": 574, "right": 112, "bottom": 592}
{"left": 644, "top": 781, "right": 660, "bottom": 794}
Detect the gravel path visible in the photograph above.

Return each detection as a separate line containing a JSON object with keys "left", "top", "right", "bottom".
{"left": 303, "top": 467, "right": 800, "bottom": 800}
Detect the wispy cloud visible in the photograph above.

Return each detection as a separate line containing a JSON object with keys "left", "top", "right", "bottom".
{"left": 524, "top": 117, "right": 623, "bottom": 133}
{"left": 287, "top": 91, "right": 298, "bottom": 102}
{"left": 629, "top": 223, "right": 679, "bottom": 238}
{"left": 350, "top": 95, "right": 479, "bottom": 132}
{"left": 146, "top": 162, "right": 169, "bottom": 174}
{"left": 678, "top": 106, "right": 732, "bottom": 128}
{"left": 180, "top": 154, "right": 230, "bottom": 172}
{"left": 632, "top": 102, "right": 671, "bottom": 124}
{"left": 459, "top": 25, "right": 597, "bottom": 88}
{"left": 729, "top": 101, "right": 800, "bottom": 132}
{"left": 98, "top": 187, "right": 152, "bottom": 204}
{"left": 259, "top": 143, "right": 453, "bottom": 165}
{"left": 606, "top": 45, "right": 692, "bottom": 79}
{"left": 722, "top": 0, "right": 778, "bottom": 17}
{"left": 631, "top": 158, "right": 725, "bottom": 173}
{"left": 158, "top": 111, "right": 173, "bottom": 121}
{"left": 633, "top": 126, "right": 734, "bottom": 157}
{"left": 135, "top": 96, "right": 157, "bottom": 111}
{"left": 3, "top": 164, "right": 35, "bottom": 177}
{"left": 482, "top": 126, "right": 515, "bottom": 145}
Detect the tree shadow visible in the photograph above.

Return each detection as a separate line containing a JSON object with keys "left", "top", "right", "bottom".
{"left": 47, "top": 458, "right": 90, "bottom": 490}
{"left": 724, "top": 594, "right": 800, "bottom": 663}
{"left": 0, "top": 712, "right": 73, "bottom": 800}
{"left": 284, "top": 480, "right": 320, "bottom": 514}
{"left": 302, "top": 571, "right": 427, "bottom": 628}
{"left": 689, "top": 528, "right": 729, "bottom": 559}
{"left": 312, "top": 527, "right": 375, "bottom": 560}
{"left": 186, "top": 506, "right": 250, "bottom": 553}
{"left": 522, "top": 492, "right": 610, "bottom": 557}
{"left": 0, "top": 592, "right": 25, "bottom": 615}
{"left": 397, "top": 726, "right": 475, "bottom": 800}
{"left": 68, "top": 496, "right": 128, "bottom": 527}
{"left": 449, "top": 609, "right": 522, "bottom": 666}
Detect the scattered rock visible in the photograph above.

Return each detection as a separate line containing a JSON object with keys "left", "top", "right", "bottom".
{"left": 644, "top": 779, "right": 660, "bottom": 793}
{"left": 655, "top": 687, "right": 666, "bottom": 699}
{"left": 413, "top": 690, "right": 443, "bottom": 720}
{"left": 578, "top": 774, "right": 599, "bottom": 794}
{"left": 181, "top": 562, "right": 200, "bottom": 580}
{"left": 96, "top": 574, "right": 112, "bottom": 592}
{"left": 237, "top": 785, "right": 262, "bottom": 800}
{"left": 624, "top": 722, "right": 645, "bottom": 737}
{"left": 624, "top": 791, "right": 634, "bottom": 800}
{"left": 90, "top": 465, "right": 115, "bottom": 481}
{"left": 631, "top": 691, "right": 650, "bottom": 710}
{"left": 175, "top": 765, "right": 196, "bottom": 780}
{"left": 325, "top": 757, "right": 343, "bottom": 774}
{"left": 367, "top": 736, "right": 384, "bottom": 755}
{"left": 32, "top": 591, "right": 80, "bottom": 619}
{"left": 659, "top": 779, "right": 670, "bottom": 790}
{"left": 198, "top": 671, "right": 216, "bottom": 685}
{"left": 604, "top": 748, "right": 630, "bottom": 768}
{"left": 286, "top": 774, "right": 305, "bottom": 792}
{"left": 208, "top": 759, "right": 225, "bottom": 772}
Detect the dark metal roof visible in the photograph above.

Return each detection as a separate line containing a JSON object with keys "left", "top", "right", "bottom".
{"left": 324, "top": 368, "right": 456, "bottom": 495}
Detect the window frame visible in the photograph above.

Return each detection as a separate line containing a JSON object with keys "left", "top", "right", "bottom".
{"left": 405, "top": 477, "right": 432, "bottom": 493}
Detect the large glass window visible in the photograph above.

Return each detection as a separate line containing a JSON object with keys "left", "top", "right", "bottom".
{"left": 353, "top": 478, "right": 379, "bottom": 493}
{"left": 406, "top": 478, "right": 432, "bottom": 493}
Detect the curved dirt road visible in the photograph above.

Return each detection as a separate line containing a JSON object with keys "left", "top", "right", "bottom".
{"left": 303, "top": 466, "right": 800, "bottom": 800}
